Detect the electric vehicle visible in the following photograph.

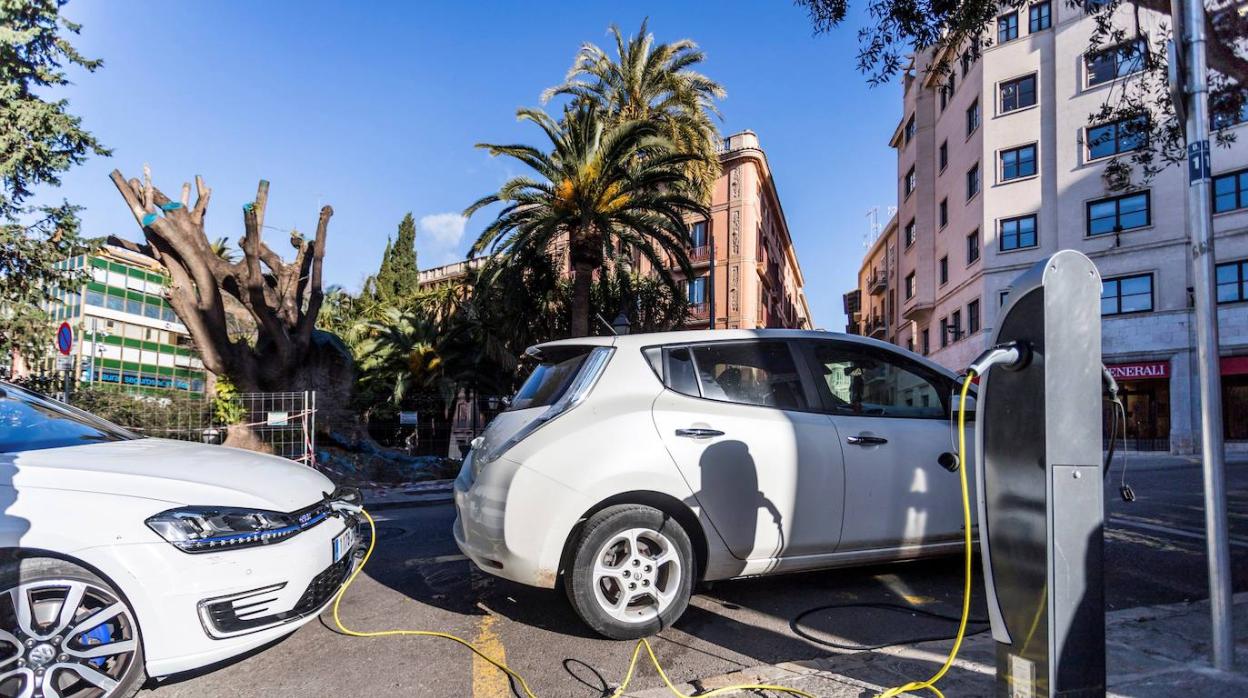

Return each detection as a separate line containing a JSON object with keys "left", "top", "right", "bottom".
{"left": 0, "top": 382, "right": 361, "bottom": 697}
{"left": 454, "top": 329, "right": 976, "bottom": 639}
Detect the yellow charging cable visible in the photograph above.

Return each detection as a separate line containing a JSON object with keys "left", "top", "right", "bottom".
{"left": 876, "top": 371, "right": 977, "bottom": 698}
{"left": 332, "top": 509, "right": 816, "bottom": 698}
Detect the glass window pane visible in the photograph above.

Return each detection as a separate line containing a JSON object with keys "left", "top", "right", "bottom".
{"left": 1217, "top": 281, "right": 1239, "bottom": 303}
{"left": 807, "top": 342, "right": 945, "bottom": 419}
{"left": 106, "top": 295, "right": 125, "bottom": 312}
{"left": 691, "top": 341, "right": 808, "bottom": 410}
{"left": 1119, "top": 195, "right": 1149, "bottom": 228}
{"left": 1120, "top": 275, "right": 1151, "bottom": 295}
{"left": 1088, "top": 124, "right": 1115, "bottom": 159}
{"left": 1089, "top": 201, "right": 1118, "bottom": 234}
{"left": 1120, "top": 291, "right": 1152, "bottom": 313}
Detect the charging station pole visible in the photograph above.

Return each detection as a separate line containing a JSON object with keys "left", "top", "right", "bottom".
{"left": 977, "top": 251, "right": 1105, "bottom": 697}
{"left": 1169, "top": 0, "right": 1234, "bottom": 670}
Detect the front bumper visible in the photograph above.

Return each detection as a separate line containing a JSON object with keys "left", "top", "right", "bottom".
{"left": 79, "top": 511, "right": 362, "bottom": 678}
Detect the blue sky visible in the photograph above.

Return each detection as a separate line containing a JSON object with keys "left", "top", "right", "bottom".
{"left": 53, "top": 0, "right": 900, "bottom": 329}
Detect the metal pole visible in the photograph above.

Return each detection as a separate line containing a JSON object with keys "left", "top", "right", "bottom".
{"left": 1176, "top": 0, "right": 1234, "bottom": 671}
{"left": 708, "top": 222, "right": 716, "bottom": 329}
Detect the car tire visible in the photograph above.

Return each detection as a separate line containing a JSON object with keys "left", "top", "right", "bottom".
{"left": 0, "top": 557, "right": 146, "bottom": 698}
{"left": 564, "top": 504, "right": 694, "bottom": 640}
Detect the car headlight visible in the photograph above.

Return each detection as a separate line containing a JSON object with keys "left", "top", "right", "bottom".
{"left": 146, "top": 505, "right": 326, "bottom": 553}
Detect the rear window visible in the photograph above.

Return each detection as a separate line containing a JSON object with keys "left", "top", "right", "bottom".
{"left": 678, "top": 341, "right": 810, "bottom": 411}
{"left": 508, "top": 346, "right": 593, "bottom": 411}
{"left": 0, "top": 384, "right": 137, "bottom": 453}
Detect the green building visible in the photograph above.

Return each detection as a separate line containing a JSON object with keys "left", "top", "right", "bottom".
{"left": 35, "top": 244, "right": 207, "bottom": 394}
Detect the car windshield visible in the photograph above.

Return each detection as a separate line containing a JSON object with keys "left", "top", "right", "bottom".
{"left": 0, "top": 383, "right": 138, "bottom": 453}
{"left": 507, "top": 346, "right": 594, "bottom": 411}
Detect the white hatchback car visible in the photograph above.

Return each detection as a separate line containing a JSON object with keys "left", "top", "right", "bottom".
{"left": 0, "top": 383, "right": 361, "bottom": 697}
{"left": 454, "top": 329, "right": 976, "bottom": 639}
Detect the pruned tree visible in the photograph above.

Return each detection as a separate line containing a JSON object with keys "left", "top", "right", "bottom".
{"left": 108, "top": 167, "right": 354, "bottom": 447}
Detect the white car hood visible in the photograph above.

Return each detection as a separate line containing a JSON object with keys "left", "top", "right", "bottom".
{"left": 2, "top": 438, "right": 335, "bottom": 511}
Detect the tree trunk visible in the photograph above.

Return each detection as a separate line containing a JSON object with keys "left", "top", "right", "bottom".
{"left": 570, "top": 261, "right": 594, "bottom": 337}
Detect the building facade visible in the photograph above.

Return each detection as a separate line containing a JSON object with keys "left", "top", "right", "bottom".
{"left": 22, "top": 244, "right": 208, "bottom": 394}
{"left": 846, "top": 2, "right": 1248, "bottom": 453}
{"left": 421, "top": 130, "right": 813, "bottom": 331}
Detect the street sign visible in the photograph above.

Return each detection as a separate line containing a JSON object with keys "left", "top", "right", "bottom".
{"left": 399, "top": 411, "right": 419, "bottom": 425}
{"left": 55, "top": 356, "right": 72, "bottom": 371}
{"left": 1188, "top": 140, "right": 1211, "bottom": 184}
{"left": 56, "top": 322, "right": 73, "bottom": 356}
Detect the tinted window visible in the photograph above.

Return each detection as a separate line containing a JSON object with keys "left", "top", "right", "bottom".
{"left": 689, "top": 341, "right": 808, "bottom": 410}
{"left": 0, "top": 384, "right": 136, "bottom": 453}
{"left": 665, "top": 347, "right": 700, "bottom": 397}
{"left": 508, "top": 347, "right": 591, "bottom": 411}
{"left": 805, "top": 342, "right": 947, "bottom": 419}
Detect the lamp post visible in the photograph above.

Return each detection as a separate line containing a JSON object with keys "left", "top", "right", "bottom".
{"left": 611, "top": 310, "right": 631, "bottom": 336}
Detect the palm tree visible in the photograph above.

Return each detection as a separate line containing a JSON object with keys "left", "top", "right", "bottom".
{"left": 543, "top": 20, "right": 726, "bottom": 202}
{"left": 209, "top": 236, "right": 237, "bottom": 262}
{"left": 352, "top": 306, "right": 449, "bottom": 406}
{"left": 465, "top": 104, "right": 708, "bottom": 337}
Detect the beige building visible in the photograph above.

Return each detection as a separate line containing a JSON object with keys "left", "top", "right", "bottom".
{"left": 846, "top": 2, "right": 1248, "bottom": 453}
{"left": 424, "top": 130, "right": 813, "bottom": 330}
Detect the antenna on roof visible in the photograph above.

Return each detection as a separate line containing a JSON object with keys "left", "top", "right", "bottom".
{"left": 595, "top": 313, "right": 618, "bottom": 336}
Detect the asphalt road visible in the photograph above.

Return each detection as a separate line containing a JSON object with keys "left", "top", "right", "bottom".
{"left": 142, "top": 455, "right": 1248, "bottom": 697}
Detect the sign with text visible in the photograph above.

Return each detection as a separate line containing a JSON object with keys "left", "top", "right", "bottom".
{"left": 1107, "top": 361, "right": 1169, "bottom": 380}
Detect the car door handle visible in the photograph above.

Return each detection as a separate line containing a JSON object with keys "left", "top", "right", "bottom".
{"left": 846, "top": 434, "right": 888, "bottom": 446}
{"left": 675, "top": 428, "right": 724, "bottom": 439}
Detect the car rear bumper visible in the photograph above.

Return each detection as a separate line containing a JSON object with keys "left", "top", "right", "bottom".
{"left": 78, "top": 513, "right": 362, "bottom": 678}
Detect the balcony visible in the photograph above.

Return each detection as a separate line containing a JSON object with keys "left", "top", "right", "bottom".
{"left": 687, "top": 303, "right": 710, "bottom": 322}
{"left": 688, "top": 245, "right": 711, "bottom": 264}
{"left": 868, "top": 269, "right": 887, "bottom": 295}
{"left": 864, "top": 315, "right": 888, "bottom": 338}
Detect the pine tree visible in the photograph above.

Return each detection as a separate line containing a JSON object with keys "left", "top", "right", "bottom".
{"left": 1, "top": 0, "right": 110, "bottom": 360}
{"left": 369, "top": 213, "right": 419, "bottom": 305}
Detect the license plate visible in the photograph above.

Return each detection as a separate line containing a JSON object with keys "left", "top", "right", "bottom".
{"left": 332, "top": 526, "right": 356, "bottom": 563}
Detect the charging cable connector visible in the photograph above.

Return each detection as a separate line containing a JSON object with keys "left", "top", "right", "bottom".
{"left": 967, "top": 341, "right": 1031, "bottom": 377}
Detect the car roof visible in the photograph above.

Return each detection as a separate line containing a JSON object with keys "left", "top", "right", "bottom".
{"left": 532, "top": 329, "right": 960, "bottom": 378}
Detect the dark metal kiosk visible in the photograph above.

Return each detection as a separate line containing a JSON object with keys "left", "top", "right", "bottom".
{"left": 975, "top": 250, "right": 1106, "bottom": 698}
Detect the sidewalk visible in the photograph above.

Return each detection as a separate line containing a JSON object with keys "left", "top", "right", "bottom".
{"left": 629, "top": 594, "right": 1248, "bottom": 697}
{"left": 360, "top": 479, "right": 454, "bottom": 509}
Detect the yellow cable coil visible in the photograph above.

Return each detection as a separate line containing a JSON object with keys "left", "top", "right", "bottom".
{"left": 332, "top": 509, "right": 816, "bottom": 698}
{"left": 876, "top": 370, "right": 977, "bottom": 698}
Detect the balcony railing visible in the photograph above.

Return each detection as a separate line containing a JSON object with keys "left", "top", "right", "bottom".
{"left": 687, "top": 303, "right": 710, "bottom": 321}
{"left": 864, "top": 316, "right": 887, "bottom": 338}
{"left": 868, "top": 269, "right": 887, "bottom": 295}
{"left": 688, "top": 245, "right": 710, "bottom": 263}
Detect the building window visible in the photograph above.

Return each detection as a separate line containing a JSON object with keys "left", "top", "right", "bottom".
{"left": 1087, "top": 116, "right": 1148, "bottom": 160}
{"left": 939, "top": 256, "right": 949, "bottom": 285}
{"left": 906, "top": 337, "right": 915, "bottom": 353}
{"left": 1086, "top": 39, "right": 1147, "bottom": 87}
{"left": 967, "top": 163, "right": 981, "bottom": 200}
{"left": 1087, "top": 191, "right": 1151, "bottom": 236}
{"left": 966, "top": 99, "right": 980, "bottom": 135}
{"left": 686, "top": 276, "right": 707, "bottom": 305}
{"left": 1213, "top": 168, "right": 1248, "bottom": 213}
{"left": 1000, "top": 144, "right": 1037, "bottom": 181}
{"left": 904, "top": 271, "right": 916, "bottom": 300}
{"left": 1000, "top": 290, "right": 1011, "bottom": 306}
{"left": 1029, "top": 2, "right": 1052, "bottom": 32}
{"left": 939, "top": 198, "right": 949, "bottom": 228}
{"left": 1101, "top": 273, "right": 1153, "bottom": 315}
{"left": 690, "top": 220, "right": 708, "bottom": 247}
{"left": 1000, "top": 214, "right": 1038, "bottom": 251}
{"left": 1216, "top": 260, "right": 1248, "bottom": 304}
{"left": 921, "top": 328, "right": 930, "bottom": 354}
{"left": 904, "top": 114, "right": 916, "bottom": 143}
{"left": 1211, "top": 89, "right": 1248, "bottom": 130}
{"left": 998, "top": 13, "right": 1018, "bottom": 44}
{"left": 940, "top": 317, "right": 950, "bottom": 347}
{"left": 968, "top": 299, "right": 981, "bottom": 334}
{"left": 1000, "top": 74, "right": 1037, "bottom": 113}
{"left": 951, "top": 310, "right": 962, "bottom": 341}
{"left": 904, "top": 166, "right": 916, "bottom": 198}
{"left": 939, "top": 141, "right": 948, "bottom": 171}
{"left": 967, "top": 229, "right": 980, "bottom": 264}
{"left": 904, "top": 219, "right": 916, "bottom": 247}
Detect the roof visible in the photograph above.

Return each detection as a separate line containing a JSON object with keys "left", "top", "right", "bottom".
{"left": 533, "top": 329, "right": 960, "bottom": 378}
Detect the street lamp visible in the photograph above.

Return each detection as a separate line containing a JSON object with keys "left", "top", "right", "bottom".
{"left": 611, "top": 310, "right": 631, "bottom": 336}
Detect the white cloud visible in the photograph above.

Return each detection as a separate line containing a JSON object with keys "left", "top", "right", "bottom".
{"left": 417, "top": 212, "right": 469, "bottom": 267}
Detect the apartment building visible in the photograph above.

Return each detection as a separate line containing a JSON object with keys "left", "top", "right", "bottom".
{"left": 846, "top": 2, "right": 1248, "bottom": 453}
{"left": 17, "top": 244, "right": 208, "bottom": 393}
{"left": 424, "top": 130, "right": 813, "bottom": 330}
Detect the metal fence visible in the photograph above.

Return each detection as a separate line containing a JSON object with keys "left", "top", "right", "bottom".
{"left": 68, "top": 388, "right": 316, "bottom": 464}
{"left": 355, "top": 394, "right": 508, "bottom": 458}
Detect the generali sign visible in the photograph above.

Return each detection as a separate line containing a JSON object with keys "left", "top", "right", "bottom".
{"left": 1107, "top": 361, "right": 1170, "bottom": 380}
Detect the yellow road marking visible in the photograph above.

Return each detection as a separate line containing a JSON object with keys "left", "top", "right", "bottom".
{"left": 471, "top": 613, "right": 509, "bottom": 697}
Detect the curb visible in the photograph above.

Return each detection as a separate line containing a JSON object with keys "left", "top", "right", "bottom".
{"left": 360, "top": 480, "right": 454, "bottom": 510}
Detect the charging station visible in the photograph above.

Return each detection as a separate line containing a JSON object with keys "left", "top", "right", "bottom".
{"left": 975, "top": 250, "right": 1106, "bottom": 698}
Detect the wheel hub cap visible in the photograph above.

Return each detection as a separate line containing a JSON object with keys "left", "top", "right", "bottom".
{"left": 27, "top": 643, "right": 55, "bottom": 668}
{"left": 591, "top": 527, "right": 681, "bottom": 624}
